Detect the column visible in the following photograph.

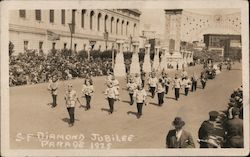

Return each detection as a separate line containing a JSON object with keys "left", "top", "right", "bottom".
{"left": 143, "top": 44, "right": 151, "bottom": 73}
{"left": 114, "top": 40, "right": 126, "bottom": 77}
{"left": 164, "top": 9, "right": 183, "bottom": 70}
{"left": 153, "top": 46, "right": 160, "bottom": 71}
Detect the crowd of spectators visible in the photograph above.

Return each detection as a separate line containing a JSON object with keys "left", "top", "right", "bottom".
{"left": 9, "top": 50, "right": 113, "bottom": 86}
{"left": 197, "top": 85, "right": 243, "bottom": 148}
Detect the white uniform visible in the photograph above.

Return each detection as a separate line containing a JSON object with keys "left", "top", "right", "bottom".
{"left": 148, "top": 77, "right": 158, "bottom": 87}
{"left": 82, "top": 85, "right": 94, "bottom": 96}
{"left": 104, "top": 87, "right": 119, "bottom": 99}
{"left": 65, "top": 90, "right": 77, "bottom": 108}
{"left": 133, "top": 89, "right": 147, "bottom": 103}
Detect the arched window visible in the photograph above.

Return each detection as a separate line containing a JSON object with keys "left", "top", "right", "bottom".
{"left": 81, "top": 10, "right": 86, "bottom": 28}
{"left": 110, "top": 17, "right": 114, "bottom": 33}
{"left": 121, "top": 20, "right": 124, "bottom": 35}
{"left": 116, "top": 19, "right": 119, "bottom": 35}
{"left": 126, "top": 21, "right": 129, "bottom": 35}
{"left": 97, "top": 13, "right": 102, "bottom": 31}
{"left": 133, "top": 23, "right": 136, "bottom": 36}
{"left": 104, "top": 15, "right": 108, "bottom": 32}
{"left": 90, "top": 11, "right": 94, "bottom": 30}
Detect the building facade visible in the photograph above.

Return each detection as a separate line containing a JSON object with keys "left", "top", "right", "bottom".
{"left": 9, "top": 9, "right": 141, "bottom": 55}
{"left": 203, "top": 34, "right": 241, "bottom": 58}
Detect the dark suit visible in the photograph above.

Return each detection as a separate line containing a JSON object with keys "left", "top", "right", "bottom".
{"left": 224, "top": 117, "right": 243, "bottom": 148}
{"left": 166, "top": 129, "right": 195, "bottom": 148}
{"left": 198, "top": 120, "right": 225, "bottom": 148}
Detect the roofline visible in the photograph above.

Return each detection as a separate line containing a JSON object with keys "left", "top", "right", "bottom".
{"left": 203, "top": 34, "right": 241, "bottom": 36}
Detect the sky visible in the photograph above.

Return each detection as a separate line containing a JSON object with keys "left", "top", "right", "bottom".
{"left": 139, "top": 8, "right": 241, "bottom": 39}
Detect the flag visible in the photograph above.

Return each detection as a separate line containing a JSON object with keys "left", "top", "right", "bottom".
{"left": 47, "top": 30, "right": 60, "bottom": 41}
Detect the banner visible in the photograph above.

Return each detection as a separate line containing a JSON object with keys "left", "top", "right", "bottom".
{"left": 47, "top": 30, "right": 60, "bottom": 41}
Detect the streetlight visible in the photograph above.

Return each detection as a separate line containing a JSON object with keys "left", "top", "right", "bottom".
{"left": 68, "top": 23, "right": 75, "bottom": 55}
{"left": 103, "top": 29, "right": 109, "bottom": 51}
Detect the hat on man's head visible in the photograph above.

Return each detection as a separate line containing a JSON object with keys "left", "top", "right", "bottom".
{"left": 209, "top": 111, "right": 219, "bottom": 118}
{"left": 172, "top": 117, "right": 185, "bottom": 127}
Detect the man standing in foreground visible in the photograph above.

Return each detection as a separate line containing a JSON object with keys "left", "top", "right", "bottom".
{"left": 166, "top": 117, "right": 195, "bottom": 148}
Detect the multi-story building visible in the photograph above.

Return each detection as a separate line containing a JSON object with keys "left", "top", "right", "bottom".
{"left": 9, "top": 9, "right": 141, "bottom": 55}
{"left": 203, "top": 34, "right": 241, "bottom": 58}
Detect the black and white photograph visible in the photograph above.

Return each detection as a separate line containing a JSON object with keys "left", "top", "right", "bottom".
{"left": 0, "top": 0, "right": 249, "bottom": 156}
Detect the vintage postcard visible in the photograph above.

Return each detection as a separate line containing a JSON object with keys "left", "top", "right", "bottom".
{"left": 0, "top": 0, "right": 249, "bottom": 156}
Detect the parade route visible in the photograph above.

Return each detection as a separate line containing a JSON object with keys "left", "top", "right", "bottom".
{"left": 9, "top": 63, "right": 242, "bottom": 149}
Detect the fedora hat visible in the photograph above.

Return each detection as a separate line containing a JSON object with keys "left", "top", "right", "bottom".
{"left": 172, "top": 117, "right": 185, "bottom": 127}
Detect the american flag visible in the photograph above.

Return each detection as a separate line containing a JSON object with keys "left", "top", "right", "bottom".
{"left": 47, "top": 30, "right": 60, "bottom": 41}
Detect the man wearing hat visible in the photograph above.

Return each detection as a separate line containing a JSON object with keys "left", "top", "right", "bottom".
{"left": 172, "top": 74, "right": 182, "bottom": 101}
{"left": 198, "top": 111, "right": 225, "bottom": 148}
{"left": 133, "top": 85, "right": 148, "bottom": 119}
{"left": 148, "top": 72, "right": 158, "bottom": 98}
{"left": 223, "top": 107, "right": 243, "bottom": 148}
{"left": 64, "top": 83, "right": 79, "bottom": 127}
{"left": 166, "top": 117, "right": 195, "bottom": 148}
{"left": 104, "top": 82, "right": 119, "bottom": 114}
{"left": 127, "top": 78, "right": 138, "bottom": 105}
{"left": 47, "top": 75, "right": 58, "bottom": 108}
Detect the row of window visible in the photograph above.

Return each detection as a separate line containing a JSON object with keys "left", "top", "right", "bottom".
{"left": 19, "top": 10, "right": 137, "bottom": 36}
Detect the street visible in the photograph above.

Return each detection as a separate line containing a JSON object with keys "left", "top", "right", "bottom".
{"left": 10, "top": 63, "right": 242, "bottom": 149}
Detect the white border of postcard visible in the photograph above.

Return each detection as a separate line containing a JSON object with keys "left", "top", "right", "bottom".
{"left": 1, "top": 0, "right": 249, "bottom": 156}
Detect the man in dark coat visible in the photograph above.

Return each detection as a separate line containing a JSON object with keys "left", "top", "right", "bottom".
{"left": 166, "top": 117, "right": 195, "bottom": 148}
{"left": 198, "top": 111, "right": 225, "bottom": 148}
{"left": 224, "top": 107, "right": 243, "bottom": 148}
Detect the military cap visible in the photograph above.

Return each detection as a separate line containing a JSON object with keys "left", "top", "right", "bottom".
{"left": 209, "top": 111, "right": 219, "bottom": 118}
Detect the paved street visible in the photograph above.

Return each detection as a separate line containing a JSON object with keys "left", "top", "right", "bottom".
{"left": 10, "top": 63, "right": 242, "bottom": 149}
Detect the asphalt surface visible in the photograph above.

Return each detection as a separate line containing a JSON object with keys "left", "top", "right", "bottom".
{"left": 10, "top": 63, "right": 242, "bottom": 149}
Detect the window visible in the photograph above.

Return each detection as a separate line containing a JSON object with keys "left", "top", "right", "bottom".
{"left": 39, "top": 41, "right": 43, "bottom": 53}
{"left": 50, "top": 10, "right": 54, "bottom": 23}
{"left": 90, "top": 11, "right": 94, "bottom": 30}
{"left": 19, "top": 10, "right": 26, "bottom": 18}
{"left": 64, "top": 43, "right": 67, "bottom": 49}
{"left": 97, "top": 13, "right": 101, "bottom": 31}
{"left": 104, "top": 15, "right": 108, "bottom": 32}
{"left": 72, "top": 9, "right": 76, "bottom": 24}
{"left": 116, "top": 19, "right": 119, "bottom": 35}
{"left": 121, "top": 20, "right": 124, "bottom": 35}
{"left": 74, "top": 43, "right": 77, "bottom": 52}
{"left": 35, "top": 10, "right": 41, "bottom": 21}
{"left": 126, "top": 21, "right": 129, "bottom": 35}
{"left": 81, "top": 10, "right": 86, "bottom": 28}
{"left": 99, "top": 45, "right": 101, "bottom": 51}
{"left": 52, "top": 42, "right": 56, "bottom": 49}
{"left": 133, "top": 23, "right": 136, "bottom": 36}
{"left": 61, "top": 10, "right": 65, "bottom": 24}
{"left": 39, "top": 41, "right": 43, "bottom": 50}
{"left": 83, "top": 44, "right": 86, "bottom": 50}
{"left": 24, "top": 41, "right": 28, "bottom": 51}
{"left": 111, "top": 17, "right": 114, "bottom": 33}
